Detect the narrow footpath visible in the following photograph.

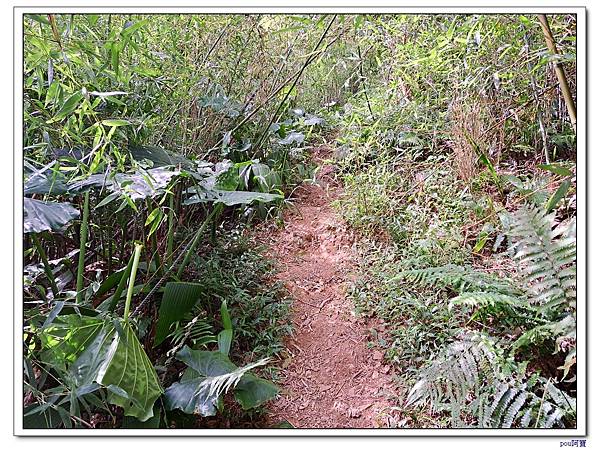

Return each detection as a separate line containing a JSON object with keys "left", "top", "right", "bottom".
{"left": 257, "top": 146, "right": 400, "bottom": 428}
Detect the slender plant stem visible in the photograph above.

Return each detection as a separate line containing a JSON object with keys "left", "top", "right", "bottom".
{"left": 176, "top": 204, "right": 223, "bottom": 279}
{"left": 76, "top": 191, "right": 90, "bottom": 303}
{"left": 123, "top": 243, "right": 143, "bottom": 321}
{"left": 107, "top": 251, "right": 135, "bottom": 312}
{"left": 32, "top": 234, "right": 59, "bottom": 298}
{"left": 166, "top": 192, "right": 175, "bottom": 267}
{"left": 357, "top": 45, "right": 375, "bottom": 121}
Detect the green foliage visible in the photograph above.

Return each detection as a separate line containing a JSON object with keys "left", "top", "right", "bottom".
{"left": 24, "top": 198, "right": 80, "bottom": 234}
{"left": 40, "top": 315, "right": 163, "bottom": 422}
{"left": 154, "top": 282, "right": 205, "bottom": 346}
{"left": 164, "top": 346, "right": 277, "bottom": 416}
{"left": 510, "top": 206, "right": 576, "bottom": 312}
{"left": 407, "top": 333, "right": 575, "bottom": 428}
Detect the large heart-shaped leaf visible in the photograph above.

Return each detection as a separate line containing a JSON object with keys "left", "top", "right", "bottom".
{"left": 24, "top": 164, "right": 69, "bottom": 195}
{"left": 184, "top": 187, "right": 283, "bottom": 207}
{"left": 278, "top": 131, "right": 305, "bottom": 145}
{"left": 41, "top": 315, "right": 163, "bottom": 422}
{"left": 40, "top": 313, "right": 104, "bottom": 369}
{"left": 234, "top": 372, "right": 280, "bottom": 410}
{"left": 154, "top": 282, "right": 204, "bottom": 346}
{"left": 24, "top": 198, "right": 80, "bottom": 233}
{"left": 68, "top": 168, "right": 179, "bottom": 201}
{"left": 164, "top": 347, "right": 277, "bottom": 416}
{"left": 129, "top": 146, "right": 195, "bottom": 169}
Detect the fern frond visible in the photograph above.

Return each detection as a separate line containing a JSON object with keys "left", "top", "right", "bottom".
{"left": 167, "top": 311, "right": 217, "bottom": 357}
{"left": 449, "top": 292, "right": 528, "bottom": 310}
{"left": 395, "top": 264, "right": 522, "bottom": 296}
{"left": 510, "top": 206, "right": 576, "bottom": 312}
{"left": 194, "top": 358, "right": 270, "bottom": 401}
{"left": 407, "top": 334, "right": 575, "bottom": 428}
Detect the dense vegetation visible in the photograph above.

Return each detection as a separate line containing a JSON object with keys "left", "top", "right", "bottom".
{"left": 22, "top": 13, "right": 577, "bottom": 429}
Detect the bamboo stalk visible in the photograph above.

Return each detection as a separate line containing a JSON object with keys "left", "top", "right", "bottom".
{"left": 76, "top": 191, "right": 90, "bottom": 303}
{"left": 537, "top": 14, "right": 576, "bottom": 133}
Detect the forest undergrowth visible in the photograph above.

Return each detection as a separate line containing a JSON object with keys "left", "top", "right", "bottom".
{"left": 22, "top": 13, "right": 577, "bottom": 430}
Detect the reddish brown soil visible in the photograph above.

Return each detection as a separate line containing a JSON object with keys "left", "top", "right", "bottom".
{"left": 256, "top": 147, "right": 400, "bottom": 428}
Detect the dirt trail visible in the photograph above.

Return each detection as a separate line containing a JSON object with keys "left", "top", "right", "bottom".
{"left": 257, "top": 146, "right": 400, "bottom": 428}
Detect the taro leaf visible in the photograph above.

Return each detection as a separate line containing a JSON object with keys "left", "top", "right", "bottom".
{"left": 121, "top": 406, "right": 161, "bottom": 429}
{"left": 164, "top": 347, "right": 276, "bottom": 416}
{"left": 69, "top": 319, "right": 163, "bottom": 422}
{"left": 67, "top": 173, "right": 110, "bottom": 193}
{"left": 251, "top": 162, "right": 281, "bottom": 192}
{"left": 68, "top": 168, "right": 179, "bottom": 200}
{"left": 24, "top": 165, "right": 68, "bottom": 195}
{"left": 215, "top": 164, "right": 242, "bottom": 191}
{"left": 164, "top": 349, "right": 237, "bottom": 416}
{"left": 112, "top": 168, "right": 179, "bottom": 200}
{"left": 24, "top": 198, "right": 80, "bottom": 233}
{"left": 184, "top": 188, "right": 283, "bottom": 207}
{"left": 278, "top": 131, "right": 305, "bottom": 145}
{"left": 234, "top": 373, "right": 279, "bottom": 410}
{"left": 129, "top": 146, "right": 195, "bottom": 169}
{"left": 154, "top": 282, "right": 204, "bottom": 347}
{"left": 269, "top": 122, "right": 282, "bottom": 134}
{"left": 39, "top": 314, "right": 104, "bottom": 369}
{"left": 302, "top": 114, "right": 324, "bottom": 126}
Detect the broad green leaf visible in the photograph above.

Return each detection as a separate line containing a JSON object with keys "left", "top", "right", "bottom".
{"left": 278, "top": 131, "right": 305, "bottom": 145}
{"left": 215, "top": 165, "right": 241, "bottom": 191}
{"left": 24, "top": 198, "right": 80, "bottom": 233}
{"left": 69, "top": 168, "right": 179, "bottom": 200}
{"left": 129, "top": 146, "right": 195, "bottom": 169}
{"left": 154, "top": 282, "right": 204, "bottom": 346}
{"left": 40, "top": 313, "right": 162, "bottom": 422}
{"left": 69, "top": 319, "right": 163, "bottom": 422}
{"left": 184, "top": 188, "right": 283, "bottom": 207}
{"left": 24, "top": 165, "right": 68, "bottom": 195}
{"left": 40, "top": 313, "right": 104, "bottom": 369}
{"left": 121, "top": 406, "right": 161, "bottom": 428}
{"left": 164, "top": 347, "right": 276, "bottom": 416}
{"left": 234, "top": 373, "right": 279, "bottom": 410}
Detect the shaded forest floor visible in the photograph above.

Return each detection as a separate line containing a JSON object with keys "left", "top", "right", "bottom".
{"left": 255, "top": 146, "right": 402, "bottom": 428}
